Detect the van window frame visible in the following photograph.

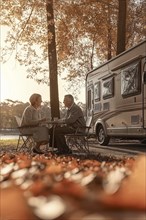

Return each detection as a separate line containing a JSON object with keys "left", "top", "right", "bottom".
{"left": 94, "top": 81, "right": 101, "bottom": 102}
{"left": 121, "top": 61, "right": 141, "bottom": 98}
{"left": 102, "top": 76, "right": 114, "bottom": 100}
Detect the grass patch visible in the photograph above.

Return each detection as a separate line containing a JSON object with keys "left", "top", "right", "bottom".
{"left": 0, "top": 139, "right": 18, "bottom": 147}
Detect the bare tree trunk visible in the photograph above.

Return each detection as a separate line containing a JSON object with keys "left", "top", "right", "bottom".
{"left": 107, "top": 2, "right": 112, "bottom": 60}
{"left": 116, "top": 0, "right": 127, "bottom": 55}
{"left": 46, "top": 0, "right": 60, "bottom": 119}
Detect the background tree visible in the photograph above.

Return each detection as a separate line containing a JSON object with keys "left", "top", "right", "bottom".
{"left": 116, "top": 0, "right": 127, "bottom": 55}
{"left": 0, "top": 100, "right": 28, "bottom": 129}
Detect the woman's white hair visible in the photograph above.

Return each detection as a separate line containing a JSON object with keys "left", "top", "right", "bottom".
{"left": 29, "top": 93, "right": 41, "bottom": 105}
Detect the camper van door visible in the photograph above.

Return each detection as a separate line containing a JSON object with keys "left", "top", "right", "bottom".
{"left": 87, "top": 83, "right": 94, "bottom": 117}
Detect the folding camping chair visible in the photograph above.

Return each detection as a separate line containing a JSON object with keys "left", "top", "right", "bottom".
{"left": 15, "top": 116, "right": 35, "bottom": 152}
{"left": 65, "top": 116, "right": 92, "bottom": 154}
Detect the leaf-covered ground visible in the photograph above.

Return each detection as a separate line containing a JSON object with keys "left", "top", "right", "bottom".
{"left": 0, "top": 145, "right": 146, "bottom": 220}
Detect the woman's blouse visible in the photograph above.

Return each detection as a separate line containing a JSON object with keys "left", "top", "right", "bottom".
{"left": 21, "top": 105, "right": 42, "bottom": 127}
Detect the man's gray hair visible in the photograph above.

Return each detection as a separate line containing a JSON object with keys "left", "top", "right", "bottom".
{"left": 64, "top": 94, "right": 74, "bottom": 102}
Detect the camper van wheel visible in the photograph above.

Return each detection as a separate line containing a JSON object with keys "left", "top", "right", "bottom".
{"left": 97, "top": 125, "right": 110, "bottom": 146}
{"left": 140, "top": 139, "right": 146, "bottom": 144}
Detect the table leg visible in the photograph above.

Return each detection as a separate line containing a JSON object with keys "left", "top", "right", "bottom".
{"left": 52, "top": 125, "right": 56, "bottom": 151}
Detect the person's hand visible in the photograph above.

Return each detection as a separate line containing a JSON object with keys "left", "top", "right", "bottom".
{"left": 55, "top": 119, "right": 65, "bottom": 124}
{"left": 38, "top": 118, "right": 47, "bottom": 124}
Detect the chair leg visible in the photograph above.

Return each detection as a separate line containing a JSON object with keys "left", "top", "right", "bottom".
{"left": 26, "top": 137, "right": 34, "bottom": 152}
{"left": 18, "top": 136, "right": 27, "bottom": 151}
{"left": 17, "top": 136, "right": 34, "bottom": 152}
{"left": 76, "top": 137, "right": 89, "bottom": 153}
{"left": 66, "top": 135, "right": 90, "bottom": 154}
{"left": 16, "top": 135, "right": 21, "bottom": 151}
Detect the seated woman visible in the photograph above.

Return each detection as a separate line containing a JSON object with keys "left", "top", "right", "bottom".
{"left": 21, "top": 93, "right": 49, "bottom": 154}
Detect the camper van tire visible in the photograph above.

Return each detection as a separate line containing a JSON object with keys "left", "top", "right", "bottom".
{"left": 96, "top": 125, "right": 110, "bottom": 146}
{"left": 140, "top": 139, "right": 146, "bottom": 144}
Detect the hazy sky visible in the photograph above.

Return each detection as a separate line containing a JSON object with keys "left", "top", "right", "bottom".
{"left": 1, "top": 26, "right": 85, "bottom": 103}
{"left": 0, "top": 60, "right": 72, "bottom": 103}
{"left": 0, "top": 57, "right": 85, "bottom": 103}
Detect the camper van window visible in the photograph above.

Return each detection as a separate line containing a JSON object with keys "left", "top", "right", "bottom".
{"left": 94, "top": 82, "right": 100, "bottom": 102}
{"left": 87, "top": 90, "right": 91, "bottom": 109}
{"left": 121, "top": 61, "right": 141, "bottom": 97}
{"left": 102, "top": 77, "right": 114, "bottom": 99}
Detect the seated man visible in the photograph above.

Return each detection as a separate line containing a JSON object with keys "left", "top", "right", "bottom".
{"left": 21, "top": 93, "right": 49, "bottom": 154}
{"left": 49, "top": 94, "right": 86, "bottom": 154}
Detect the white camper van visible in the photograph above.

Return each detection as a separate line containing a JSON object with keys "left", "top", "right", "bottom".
{"left": 86, "top": 40, "right": 146, "bottom": 145}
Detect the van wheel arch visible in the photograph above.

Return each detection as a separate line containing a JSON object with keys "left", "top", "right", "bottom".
{"left": 96, "top": 124, "right": 110, "bottom": 146}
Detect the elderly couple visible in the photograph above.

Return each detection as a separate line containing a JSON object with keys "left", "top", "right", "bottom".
{"left": 20, "top": 93, "right": 86, "bottom": 155}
